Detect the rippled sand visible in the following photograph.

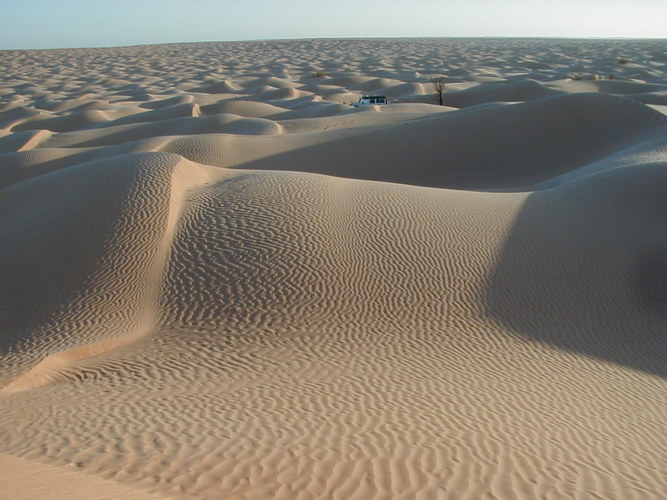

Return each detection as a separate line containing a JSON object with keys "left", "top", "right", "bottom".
{"left": 1, "top": 38, "right": 665, "bottom": 499}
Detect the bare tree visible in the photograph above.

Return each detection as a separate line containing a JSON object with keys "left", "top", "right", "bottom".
{"left": 431, "top": 76, "right": 446, "bottom": 105}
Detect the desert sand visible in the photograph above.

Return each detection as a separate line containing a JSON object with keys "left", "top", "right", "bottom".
{"left": 1, "top": 38, "right": 665, "bottom": 499}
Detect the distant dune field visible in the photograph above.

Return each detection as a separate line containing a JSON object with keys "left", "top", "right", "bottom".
{"left": 1, "top": 38, "right": 665, "bottom": 499}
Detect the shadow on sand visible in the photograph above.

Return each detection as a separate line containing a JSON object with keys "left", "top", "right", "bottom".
{"left": 483, "top": 163, "right": 665, "bottom": 376}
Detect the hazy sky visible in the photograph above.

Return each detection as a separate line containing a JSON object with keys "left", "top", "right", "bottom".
{"left": 1, "top": 0, "right": 665, "bottom": 49}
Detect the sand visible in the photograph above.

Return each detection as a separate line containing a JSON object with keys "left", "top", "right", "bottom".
{"left": 1, "top": 38, "right": 665, "bottom": 499}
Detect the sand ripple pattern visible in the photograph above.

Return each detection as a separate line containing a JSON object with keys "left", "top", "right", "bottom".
{"left": 1, "top": 38, "right": 665, "bottom": 499}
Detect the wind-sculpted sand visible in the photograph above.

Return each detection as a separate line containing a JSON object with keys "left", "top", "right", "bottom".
{"left": 1, "top": 38, "right": 665, "bottom": 499}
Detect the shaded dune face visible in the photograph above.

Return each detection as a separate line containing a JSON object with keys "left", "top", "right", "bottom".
{"left": 228, "top": 93, "right": 664, "bottom": 189}
{"left": 1, "top": 38, "right": 665, "bottom": 500}
{"left": 2, "top": 93, "right": 662, "bottom": 190}
{"left": 1, "top": 153, "right": 181, "bottom": 387}
{"left": 486, "top": 163, "right": 666, "bottom": 376}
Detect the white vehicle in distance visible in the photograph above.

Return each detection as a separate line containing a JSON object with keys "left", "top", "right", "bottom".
{"left": 352, "top": 95, "right": 388, "bottom": 106}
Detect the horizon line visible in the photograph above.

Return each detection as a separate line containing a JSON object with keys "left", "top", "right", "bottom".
{"left": 2, "top": 34, "right": 666, "bottom": 51}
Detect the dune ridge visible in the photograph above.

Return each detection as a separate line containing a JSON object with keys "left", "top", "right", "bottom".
{"left": 1, "top": 38, "right": 665, "bottom": 499}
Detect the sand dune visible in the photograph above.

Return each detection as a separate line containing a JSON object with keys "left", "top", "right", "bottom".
{"left": 1, "top": 38, "right": 665, "bottom": 499}
{"left": 225, "top": 93, "right": 663, "bottom": 189}
{"left": 441, "top": 78, "right": 562, "bottom": 107}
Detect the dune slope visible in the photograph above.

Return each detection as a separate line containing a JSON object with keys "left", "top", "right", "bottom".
{"left": 1, "top": 38, "right": 665, "bottom": 500}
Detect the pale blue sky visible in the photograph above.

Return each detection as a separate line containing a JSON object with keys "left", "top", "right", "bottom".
{"left": 1, "top": 0, "right": 665, "bottom": 49}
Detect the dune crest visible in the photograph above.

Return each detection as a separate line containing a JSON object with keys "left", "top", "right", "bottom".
{"left": 1, "top": 38, "right": 665, "bottom": 500}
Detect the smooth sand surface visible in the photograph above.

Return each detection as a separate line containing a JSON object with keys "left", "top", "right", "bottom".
{"left": 0, "top": 453, "right": 171, "bottom": 500}
{"left": 1, "top": 38, "right": 665, "bottom": 499}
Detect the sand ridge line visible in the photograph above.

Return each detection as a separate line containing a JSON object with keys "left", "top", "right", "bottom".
{"left": 1, "top": 154, "right": 228, "bottom": 394}
{"left": 0, "top": 323, "right": 155, "bottom": 393}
